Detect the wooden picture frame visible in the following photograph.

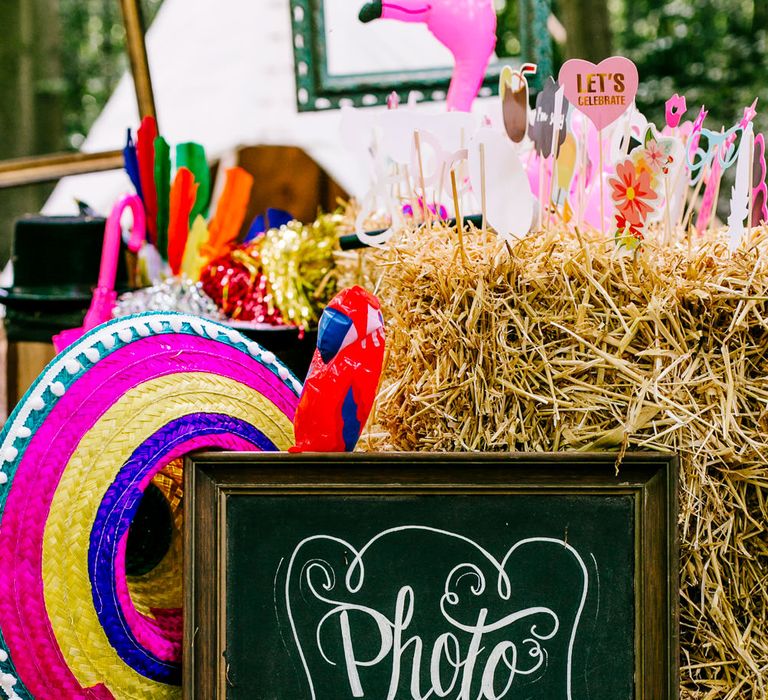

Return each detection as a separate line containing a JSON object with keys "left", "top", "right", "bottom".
{"left": 184, "top": 451, "right": 678, "bottom": 699}
{"left": 0, "top": 0, "right": 155, "bottom": 189}
{"left": 289, "top": 0, "right": 553, "bottom": 111}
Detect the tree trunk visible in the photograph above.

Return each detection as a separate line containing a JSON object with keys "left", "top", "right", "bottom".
{"left": 33, "top": 0, "right": 65, "bottom": 155}
{"left": 0, "top": 1, "right": 37, "bottom": 266}
{"left": 755, "top": 0, "right": 768, "bottom": 33}
{"left": 0, "top": 0, "right": 62, "bottom": 267}
{"left": 558, "top": 0, "right": 613, "bottom": 62}
{"left": 0, "top": 0, "right": 32, "bottom": 160}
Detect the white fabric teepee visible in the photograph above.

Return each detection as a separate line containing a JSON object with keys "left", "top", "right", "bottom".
{"left": 44, "top": 0, "right": 494, "bottom": 215}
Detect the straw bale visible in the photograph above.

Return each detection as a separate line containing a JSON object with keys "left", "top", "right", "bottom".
{"left": 363, "top": 221, "right": 768, "bottom": 698}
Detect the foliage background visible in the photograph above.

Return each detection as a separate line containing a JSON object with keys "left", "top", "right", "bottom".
{"left": 497, "top": 0, "right": 768, "bottom": 136}
{"left": 0, "top": 0, "right": 162, "bottom": 265}
{"left": 0, "top": 0, "right": 766, "bottom": 264}
{"left": 617, "top": 0, "right": 768, "bottom": 137}
{"left": 59, "top": 0, "right": 163, "bottom": 150}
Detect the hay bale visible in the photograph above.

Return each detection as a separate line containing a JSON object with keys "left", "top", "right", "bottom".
{"left": 368, "top": 222, "right": 768, "bottom": 699}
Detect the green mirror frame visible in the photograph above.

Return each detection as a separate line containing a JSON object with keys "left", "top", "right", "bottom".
{"left": 289, "top": 0, "right": 553, "bottom": 112}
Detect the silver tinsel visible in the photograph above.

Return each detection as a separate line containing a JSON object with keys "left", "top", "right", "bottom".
{"left": 113, "top": 277, "right": 225, "bottom": 321}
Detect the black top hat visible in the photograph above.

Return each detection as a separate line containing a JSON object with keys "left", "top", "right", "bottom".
{"left": 0, "top": 215, "right": 130, "bottom": 312}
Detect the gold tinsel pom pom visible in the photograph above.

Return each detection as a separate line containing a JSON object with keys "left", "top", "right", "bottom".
{"left": 260, "top": 213, "right": 341, "bottom": 329}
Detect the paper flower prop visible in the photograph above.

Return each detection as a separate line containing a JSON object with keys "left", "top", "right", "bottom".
{"left": 0, "top": 313, "right": 300, "bottom": 699}
{"left": 609, "top": 128, "right": 680, "bottom": 250}
{"left": 358, "top": 0, "right": 497, "bottom": 112}
{"left": 642, "top": 139, "right": 672, "bottom": 174}
{"left": 292, "top": 286, "right": 385, "bottom": 453}
{"left": 610, "top": 159, "right": 658, "bottom": 228}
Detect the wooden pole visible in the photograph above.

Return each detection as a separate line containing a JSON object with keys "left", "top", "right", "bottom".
{"left": 414, "top": 130, "right": 431, "bottom": 225}
{"left": 547, "top": 140, "right": 560, "bottom": 230}
{"left": 598, "top": 129, "right": 605, "bottom": 237}
{"left": 402, "top": 164, "right": 419, "bottom": 226}
{"left": 663, "top": 175, "right": 672, "bottom": 246}
{"left": 480, "top": 143, "right": 488, "bottom": 234}
{"left": 682, "top": 171, "right": 706, "bottom": 230}
{"left": 451, "top": 168, "right": 468, "bottom": 266}
{"left": 538, "top": 155, "right": 545, "bottom": 230}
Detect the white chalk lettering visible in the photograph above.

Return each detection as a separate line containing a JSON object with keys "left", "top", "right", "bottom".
{"left": 284, "top": 527, "right": 590, "bottom": 700}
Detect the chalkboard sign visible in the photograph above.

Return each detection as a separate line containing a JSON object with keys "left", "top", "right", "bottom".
{"left": 184, "top": 453, "right": 678, "bottom": 699}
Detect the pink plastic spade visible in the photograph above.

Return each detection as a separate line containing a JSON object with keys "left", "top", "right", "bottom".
{"left": 53, "top": 194, "right": 146, "bottom": 352}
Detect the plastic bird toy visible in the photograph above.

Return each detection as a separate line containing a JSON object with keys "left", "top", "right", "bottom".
{"left": 292, "top": 286, "right": 386, "bottom": 452}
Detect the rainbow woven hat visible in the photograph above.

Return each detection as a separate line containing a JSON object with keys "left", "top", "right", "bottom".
{"left": 0, "top": 312, "right": 301, "bottom": 699}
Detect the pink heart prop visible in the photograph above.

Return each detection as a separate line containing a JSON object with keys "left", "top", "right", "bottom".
{"left": 558, "top": 57, "right": 638, "bottom": 131}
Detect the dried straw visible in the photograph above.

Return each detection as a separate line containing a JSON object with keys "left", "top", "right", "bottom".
{"left": 362, "top": 220, "right": 768, "bottom": 699}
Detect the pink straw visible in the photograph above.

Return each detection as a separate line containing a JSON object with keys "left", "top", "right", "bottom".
{"left": 98, "top": 194, "right": 146, "bottom": 290}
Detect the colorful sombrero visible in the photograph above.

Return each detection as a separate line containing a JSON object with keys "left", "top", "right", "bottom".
{"left": 0, "top": 312, "right": 301, "bottom": 699}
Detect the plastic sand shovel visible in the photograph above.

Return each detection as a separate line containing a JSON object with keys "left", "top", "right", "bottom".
{"left": 53, "top": 194, "right": 146, "bottom": 352}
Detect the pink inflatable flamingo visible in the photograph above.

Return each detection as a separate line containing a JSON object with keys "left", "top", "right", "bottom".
{"left": 359, "top": 0, "right": 497, "bottom": 112}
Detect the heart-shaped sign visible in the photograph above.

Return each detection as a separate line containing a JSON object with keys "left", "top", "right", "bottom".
{"left": 558, "top": 56, "right": 638, "bottom": 131}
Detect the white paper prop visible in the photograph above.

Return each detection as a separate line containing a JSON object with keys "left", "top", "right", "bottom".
{"left": 609, "top": 105, "right": 648, "bottom": 163}
{"left": 346, "top": 112, "right": 403, "bottom": 248}
{"left": 379, "top": 110, "right": 476, "bottom": 169}
{"left": 469, "top": 128, "right": 534, "bottom": 241}
{"left": 409, "top": 129, "right": 469, "bottom": 197}
{"left": 354, "top": 147, "right": 402, "bottom": 249}
{"left": 661, "top": 134, "right": 688, "bottom": 226}
{"left": 349, "top": 108, "right": 480, "bottom": 243}
{"left": 728, "top": 122, "right": 755, "bottom": 252}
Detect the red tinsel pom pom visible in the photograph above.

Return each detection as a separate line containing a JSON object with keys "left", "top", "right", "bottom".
{"left": 200, "top": 244, "right": 284, "bottom": 324}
